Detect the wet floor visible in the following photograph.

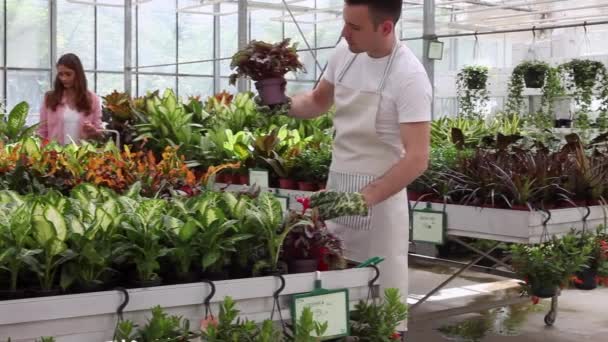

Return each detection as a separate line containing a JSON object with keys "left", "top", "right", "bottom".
{"left": 408, "top": 261, "right": 608, "bottom": 341}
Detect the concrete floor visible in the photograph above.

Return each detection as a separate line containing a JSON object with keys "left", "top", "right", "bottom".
{"left": 407, "top": 262, "right": 608, "bottom": 341}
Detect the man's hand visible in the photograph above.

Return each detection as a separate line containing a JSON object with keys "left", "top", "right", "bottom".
{"left": 254, "top": 95, "right": 292, "bottom": 116}
{"left": 310, "top": 190, "right": 369, "bottom": 220}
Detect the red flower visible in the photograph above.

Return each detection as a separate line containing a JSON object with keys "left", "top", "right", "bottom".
{"left": 390, "top": 332, "right": 401, "bottom": 340}
{"left": 297, "top": 196, "right": 311, "bottom": 214}
{"left": 531, "top": 296, "right": 540, "bottom": 305}
{"left": 570, "top": 276, "right": 584, "bottom": 285}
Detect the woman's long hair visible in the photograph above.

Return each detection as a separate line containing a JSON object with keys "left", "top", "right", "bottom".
{"left": 45, "top": 53, "right": 92, "bottom": 114}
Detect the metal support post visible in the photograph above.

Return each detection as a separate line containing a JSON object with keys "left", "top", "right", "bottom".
{"left": 237, "top": 0, "right": 248, "bottom": 92}
{"left": 423, "top": 0, "right": 436, "bottom": 119}
{"left": 124, "top": 0, "right": 133, "bottom": 95}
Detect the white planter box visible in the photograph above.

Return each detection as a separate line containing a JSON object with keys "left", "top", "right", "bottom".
{"left": 0, "top": 269, "right": 376, "bottom": 342}
{"left": 413, "top": 202, "right": 607, "bottom": 243}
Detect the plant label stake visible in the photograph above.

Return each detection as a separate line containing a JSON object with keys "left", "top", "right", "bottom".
{"left": 412, "top": 202, "right": 447, "bottom": 245}
{"left": 290, "top": 271, "right": 350, "bottom": 340}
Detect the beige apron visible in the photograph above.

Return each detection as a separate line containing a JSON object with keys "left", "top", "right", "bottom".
{"left": 326, "top": 40, "right": 409, "bottom": 330}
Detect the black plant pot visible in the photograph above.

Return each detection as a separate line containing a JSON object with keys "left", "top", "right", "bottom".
{"left": 574, "top": 268, "right": 598, "bottom": 290}
{"left": 555, "top": 119, "right": 572, "bottom": 128}
{"left": 175, "top": 271, "right": 202, "bottom": 284}
{"left": 202, "top": 270, "right": 230, "bottom": 281}
{"left": 77, "top": 281, "right": 105, "bottom": 294}
{"left": 466, "top": 72, "right": 488, "bottom": 90}
{"left": 288, "top": 259, "right": 319, "bottom": 274}
{"left": 531, "top": 286, "right": 557, "bottom": 299}
{"left": 33, "top": 288, "right": 62, "bottom": 298}
{"left": 524, "top": 70, "right": 546, "bottom": 88}
{"left": 132, "top": 278, "right": 162, "bottom": 288}
{"left": 0, "top": 289, "right": 26, "bottom": 301}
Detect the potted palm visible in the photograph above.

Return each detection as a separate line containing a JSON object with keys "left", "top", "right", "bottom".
{"left": 229, "top": 38, "right": 305, "bottom": 106}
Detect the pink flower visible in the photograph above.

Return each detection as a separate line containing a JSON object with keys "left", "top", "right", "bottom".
{"left": 531, "top": 296, "right": 540, "bottom": 305}
{"left": 200, "top": 315, "right": 218, "bottom": 332}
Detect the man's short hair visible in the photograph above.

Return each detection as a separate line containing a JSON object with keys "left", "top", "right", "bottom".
{"left": 345, "top": 0, "right": 402, "bottom": 26}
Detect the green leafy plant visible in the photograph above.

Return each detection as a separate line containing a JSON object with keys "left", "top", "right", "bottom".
{"left": 229, "top": 38, "right": 305, "bottom": 85}
{"left": 350, "top": 288, "right": 409, "bottom": 342}
{"left": 287, "top": 307, "right": 329, "bottom": 342}
{"left": 114, "top": 306, "right": 195, "bottom": 342}
{"left": 0, "top": 191, "right": 40, "bottom": 293}
{"left": 118, "top": 198, "right": 173, "bottom": 283}
{"left": 457, "top": 66, "right": 490, "bottom": 119}
{"left": 506, "top": 60, "right": 550, "bottom": 114}
{"left": 0, "top": 101, "right": 39, "bottom": 144}
{"left": 559, "top": 59, "right": 608, "bottom": 125}
{"left": 511, "top": 232, "right": 592, "bottom": 296}
{"left": 202, "top": 296, "right": 259, "bottom": 341}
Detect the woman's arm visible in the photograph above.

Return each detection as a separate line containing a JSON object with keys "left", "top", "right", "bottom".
{"left": 37, "top": 96, "right": 49, "bottom": 139}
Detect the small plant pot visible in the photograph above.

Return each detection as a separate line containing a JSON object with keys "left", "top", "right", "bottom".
{"left": 317, "top": 182, "right": 327, "bottom": 190}
{"left": 555, "top": 119, "right": 572, "bottom": 128}
{"left": 279, "top": 178, "right": 298, "bottom": 190}
{"left": 407, "top": 190, "right": 422, "bottom": 201}
{"left": 33, "top": 288, "right": 62, "bottom": 298}
{"left": 574, "top": 268, "right": 598, "bottom": 290}
{"left": 175, "top": 271, "right": 202, "bottom": 284}
{"left": 531, "top": 286, "right": 557, "bottom": 299}
{"left": 239, "top": 174, "right": 249, "bottom": 185}
{"left": 214, "top": 173, "right": 228, "bottom": 183}
{"left": 0, "top": 289, "right": 26, "bottom": 300}
{"left": 77, "top": 282, "right": 105, "bottom": 293}
{"left": 288, "top": 259, "right": 319, "bottom": 274}
{"left": 133, "top": 278, "right": 162, "bottom": 288}
{"left": 255, "top": 77, "right": 287, "bottom": 106}
{"left": 510, "top": 204, "right": 530, "bottom": 211}
{"left": 524, "top": 70, "right": 546, "bottom": 88}
{"left": 230, "top": 174, "right": 241, "bottom": 184}
{"left": 202, "top": 270, "right": 230, "bottom": 281}
{"left": 298, "top": 181, "right": 318, "bottom": 192}
{"left": 465, "top": 72, "right": 488, "bottom": 90}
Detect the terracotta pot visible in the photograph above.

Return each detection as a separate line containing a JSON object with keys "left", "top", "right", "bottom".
{"left": 255, "top": 77, "right": 287, "bottom": 106}
{"left": 231, "top": 174, "right": 241, "bottom": 184}
{"left": 279, "top": 178, "right": 297, "bottom": 190}
{"left": 510, "top": 204, "right": 530, "bottom": 211}
{"left": 407, "top": 190, "right": 421, "bottom": 201}
{"left": 298, "top": 181, "right": 318, "bottom": 192}
{"left": 288, "top": 259, "right": 319, "bottom": 274}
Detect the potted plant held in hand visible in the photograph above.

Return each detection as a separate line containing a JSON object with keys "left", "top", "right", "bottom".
{"left": 229, "top": 38, "right": 305, "bottom": 106}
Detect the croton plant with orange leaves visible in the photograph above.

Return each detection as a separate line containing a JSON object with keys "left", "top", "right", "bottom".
{"left": 0, "top": 139, "right": 238, "bottom": 197}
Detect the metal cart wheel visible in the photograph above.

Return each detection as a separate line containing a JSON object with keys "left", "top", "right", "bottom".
{"left": 544, "top": 294, "right": 559, "bottom": 326}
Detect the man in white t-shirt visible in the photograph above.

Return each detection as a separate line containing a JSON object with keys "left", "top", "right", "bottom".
{"left": 262, "top": 1, "right": 431, "bottom": 338}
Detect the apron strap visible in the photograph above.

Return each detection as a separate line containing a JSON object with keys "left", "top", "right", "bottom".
{"left": 377, "top": 39, "right": 401, "bottom": 92}
{"left": 337, "top": 53, "right": 358, "bottom": 83}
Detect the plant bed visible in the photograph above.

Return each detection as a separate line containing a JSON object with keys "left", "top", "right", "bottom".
{"left": 412, "top": 201, "right": 608, "bottom": 243}
{"left": 0, "top": 268, "right": 377, "bottom": 341}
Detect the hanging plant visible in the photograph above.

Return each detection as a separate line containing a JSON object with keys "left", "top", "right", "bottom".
{"left": 559, "top": 59, "right": 608, "bottom": 116}
{"left": 506, "top": 61, "right": 550, "bottom": 113}
{"left": 456, "top": 66, "right": 490, "bottom": 119}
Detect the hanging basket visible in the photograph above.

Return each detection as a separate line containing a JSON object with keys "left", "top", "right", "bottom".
{"left": 524, "top": 69, "right": 546, "bottom": 88}
{"left": 531, "top": 285, "right": 558, "bottom": 299}
{"left": 466, "top": 71, "right": 488, "bottom": 90}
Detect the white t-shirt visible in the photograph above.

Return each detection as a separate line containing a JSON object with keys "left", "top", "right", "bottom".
{"left": 63, "top": 107, "right": 81, "bottom": 143}
{"left": 323, "top": 40, "right": 432, "bottom": 149}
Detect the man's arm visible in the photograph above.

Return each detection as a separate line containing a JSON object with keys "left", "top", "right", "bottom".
{"left": 288, "top": 79, "right": 335, "bottom": 119}
{"left": 361, "top": 121, "right": 430, "bottom": 206}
